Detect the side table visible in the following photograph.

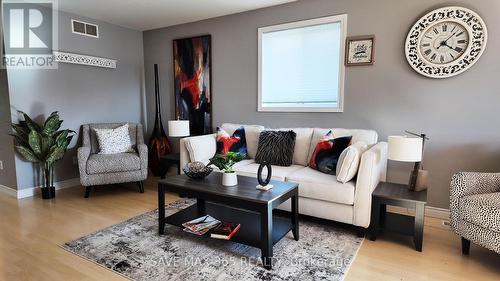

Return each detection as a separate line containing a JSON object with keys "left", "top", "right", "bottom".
{"left": 159, "top": 153, "right": 181, "bottom": 179}
{"left": 369, "top": 182, "right": 427, "bottom": 251}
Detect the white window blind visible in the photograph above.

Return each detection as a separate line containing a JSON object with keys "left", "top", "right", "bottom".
{"left": 258, "top": 15, "right": 346, "bottom": 112}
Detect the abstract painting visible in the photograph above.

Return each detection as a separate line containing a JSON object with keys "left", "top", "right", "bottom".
{"left": 173, "top": 35, "right": 212, "bottom": 135}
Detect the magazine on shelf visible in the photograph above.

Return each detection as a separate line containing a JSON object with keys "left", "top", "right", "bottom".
{"left": 182, "top": 215, "right": 221, "bottom": 235}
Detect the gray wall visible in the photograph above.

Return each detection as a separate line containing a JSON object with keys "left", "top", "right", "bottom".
{"left": 143, "top": 0, "right": 500, "bottom": 208}
{"left": 7, "top": 10, "right": 145, "bottom": 190}
{"left": 0, "top": 69, "right": 18, "bottom": 188}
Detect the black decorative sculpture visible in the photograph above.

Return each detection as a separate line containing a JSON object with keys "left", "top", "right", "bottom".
{"left": 148, "top": 64, "right": 171, "bottom": 176}
{"left": 256, "top": 161, "right": 273, "bottom": 190}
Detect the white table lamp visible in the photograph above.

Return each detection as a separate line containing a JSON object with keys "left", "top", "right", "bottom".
{"left": 388, "top": 134, "right": 428, "bottom": 191}
{"left": 168, "top": 120, "right": 190, "bottom": 137}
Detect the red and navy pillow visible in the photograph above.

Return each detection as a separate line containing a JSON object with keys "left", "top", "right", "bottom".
{"left": 216, "top": 127, "right": 247, "bottom": 156}
{"left": 309, "top": 131, "right": 352, "bottom": 175}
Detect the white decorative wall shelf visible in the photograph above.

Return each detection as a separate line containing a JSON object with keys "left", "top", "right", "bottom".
{"left": 53, "top": 51, "right": 117, "bottom": 69}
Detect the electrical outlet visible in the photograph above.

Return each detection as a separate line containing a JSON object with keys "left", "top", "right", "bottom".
{"left": 72, "top": 156, "right": 78, "bottom": 165}
{"left": 0, "top": 160, "right": 3, "bottom": 170}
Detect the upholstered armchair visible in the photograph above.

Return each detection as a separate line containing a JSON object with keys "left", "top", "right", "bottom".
{"left": 450, "top": 172, "right": 500, "bottom": 255}
{"left": 77, "top": 123, "right": 148, "bottom": 198}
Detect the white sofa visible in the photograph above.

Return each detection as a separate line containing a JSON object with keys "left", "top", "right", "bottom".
{"left": 180, "top": 123, "right": 388, "bottom": 231}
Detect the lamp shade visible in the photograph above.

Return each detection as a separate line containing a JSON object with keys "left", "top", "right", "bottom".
{"left": 388, "top": 136, "right": 423, "bottom": 162}
{"left": 168, "top": 120, "right": 190, "bottom": 137}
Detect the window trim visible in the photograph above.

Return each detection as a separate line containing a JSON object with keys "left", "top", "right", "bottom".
{"left": 257, "top": 14, "right": 347, "bottom": 113}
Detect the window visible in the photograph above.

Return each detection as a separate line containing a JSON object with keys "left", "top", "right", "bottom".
{"left": 258, "top": 15, "right": 347, "bottom": 112}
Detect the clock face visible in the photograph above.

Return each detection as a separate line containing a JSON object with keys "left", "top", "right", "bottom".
{"left": 405, "top": 7, "right": 487, "bottom": 78}
{"left": 419, "top": 22, "right": 469, "bottom": 65}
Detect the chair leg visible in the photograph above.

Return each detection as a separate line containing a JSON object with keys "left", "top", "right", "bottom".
{"left": 137, "top": 181, "right": 144, "bottom": 193}
{"left": 84, "top": 186, "right": 92, "bottom": 198}
{"left": 461, "top": 237, "right": 470, "bottom": 255}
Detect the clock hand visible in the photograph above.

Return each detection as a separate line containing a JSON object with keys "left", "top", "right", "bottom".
{"left": 443, "top": 32, "right": 457, "bottom": 44}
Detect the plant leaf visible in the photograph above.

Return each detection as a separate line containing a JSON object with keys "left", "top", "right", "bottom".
{"left": 41, "top": 135, "right": 54, "bottom": 155}
{"left": 55, "top": 130, "right": 69, "bottom": 147}
{"left": 46, "top": 146, "right": 65, "bottom": 164}
{"left": 21, "top": 112, "right": 42, "bottom": 133}
{"left": 28, "top": 130, "right": 43, "bottom": 155}
{"left": 12, "top": 123, "right": 30, "bottom": 138}
{"left": 42, "top": 112, "right": 60, "bottom": 135}
{"left": 15, "top": 146, "right": 39, "bottom": 162}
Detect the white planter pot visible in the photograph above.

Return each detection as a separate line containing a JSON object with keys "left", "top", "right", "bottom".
{"left": 222, "top": 172, "right": 238, "bottom": 186}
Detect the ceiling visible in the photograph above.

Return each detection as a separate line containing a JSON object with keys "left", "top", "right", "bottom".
{"left": 57, "top": 0, "right": 296, "bottom": 31}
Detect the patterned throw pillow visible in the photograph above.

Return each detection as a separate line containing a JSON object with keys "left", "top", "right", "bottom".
{"left": 255, "top": 130, "right": 296, "bottom": 166}
{"left": 216, "top": 127, "right": 247, "bottom": 156}
{"left": 93, "top": 124, "right": 134, "bottom": 154}
{"left": 309, "top": 131, "right": 352, "bottom": 175}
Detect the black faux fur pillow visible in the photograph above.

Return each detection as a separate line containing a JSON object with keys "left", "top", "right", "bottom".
{"left": 255, "top": 130, "right": 296, "bottom": 166}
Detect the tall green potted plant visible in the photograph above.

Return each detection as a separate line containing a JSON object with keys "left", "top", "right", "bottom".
{"left": 208, "top": 152, "right": 245, "bottom": 186}
{"left": 11, "top": 111, "right": 75, "bottom": 199}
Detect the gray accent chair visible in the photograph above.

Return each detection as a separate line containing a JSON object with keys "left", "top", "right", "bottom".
{"left": 77, "top": 123, "right": 148, "bottom": 198}
{"left": 450, "top": 172, "right": 500, "bottom": 255}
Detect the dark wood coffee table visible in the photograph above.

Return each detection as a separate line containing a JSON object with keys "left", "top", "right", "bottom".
{"left": 158, "top": 173, "right": 299, "bottom": 269}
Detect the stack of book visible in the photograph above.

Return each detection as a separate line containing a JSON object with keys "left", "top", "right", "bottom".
{"left": 209, "top": 222, "right": 241, "bottom": 240}
{"left": 182, "top": 215, "right": 241, "bottom": 240}
{"left": 182, "top": 215, "right": 221, "bottom": 235}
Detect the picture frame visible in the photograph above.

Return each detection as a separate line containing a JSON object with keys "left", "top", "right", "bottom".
{"left": 345, "top": 35, "right": 375, "bottom": 66}
{"left": 172, "top": 35, "right": 212, "bottom": 135}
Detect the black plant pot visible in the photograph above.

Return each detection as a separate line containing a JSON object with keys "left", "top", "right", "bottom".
{"left": 41, "top": 186, "right": 55, "bottom": 199}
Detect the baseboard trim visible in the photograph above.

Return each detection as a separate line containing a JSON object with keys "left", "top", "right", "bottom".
{"left": 0, "top": 184, "right": 18, "bottom": 198}
{"left": 425, "top": 206, "right": 450, "bottom": 220}
{"left": 16, "top": 178, "right": 81, "bottom": 199}
{"left": 387, "top": 205, "right": 450, "bottom": 220}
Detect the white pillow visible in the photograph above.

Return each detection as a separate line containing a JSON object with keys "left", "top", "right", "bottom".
{"left": 185, "top": 134, "right": 217, "bottom": 163}
{"left": 336, "top": 141, "right": 368, "bottom": 183}
{"left": 94, "top": 124, "right": 134, "bottom": 154}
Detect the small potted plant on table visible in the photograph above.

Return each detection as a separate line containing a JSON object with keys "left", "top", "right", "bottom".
{"left": 208, "top": 152, "right": 245, "bottom": 186}
{"left": 11, "top": 111, "right": 75, "bottom": 199}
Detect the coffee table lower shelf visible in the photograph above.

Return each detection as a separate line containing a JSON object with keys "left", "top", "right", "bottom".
{"left": 165, "top": 202, "right": 293, "bottom": 249}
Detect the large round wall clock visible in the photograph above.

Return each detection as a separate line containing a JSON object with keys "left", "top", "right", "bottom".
{"left": 405, "top": 6, "right": 487, "bottom": 78}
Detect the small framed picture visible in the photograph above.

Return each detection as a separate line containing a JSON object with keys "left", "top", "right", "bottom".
{"left": 345, "top": 35, "right": 375, "bottom": 66}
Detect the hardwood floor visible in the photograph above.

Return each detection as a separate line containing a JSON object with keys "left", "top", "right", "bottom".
{"left": 1, "top": 177, "right": 499, "bottom": 281}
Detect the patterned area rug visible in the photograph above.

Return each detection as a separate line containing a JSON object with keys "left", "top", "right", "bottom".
{"left": 63, "top": 199, "right": 362, "bottom": 281}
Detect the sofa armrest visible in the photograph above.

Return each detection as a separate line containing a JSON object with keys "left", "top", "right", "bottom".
{"left": 353, "top": 142, "right": 388, "bottom": 227}
{"left": 77, "top": 146, "right": 91, "bottom": 177}
{"left": 179, "top": 134, "right": 217, "bottom": 172}
{"left": 450, "top": 172, "right": 500, "bottom": 229}
{"left": 137, "top": 143, "right": 148, "bottom": 170}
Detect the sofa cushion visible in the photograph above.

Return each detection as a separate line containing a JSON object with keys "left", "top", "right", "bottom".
{"left": 274, "top": 128, "right": 313, "bottom": 166}
{"left": 234, "top": 163, "right": 303, "bottom": 181}
{"left": 87, "top": 152, "right": 141, "bottom": 174}
{"left": 185, "top": 134, "right": 217, "bottom": 164}
{"left": 459, "top": 192, "right": 500, "bottom": 233}
{"left": 255, "top": 130, "right": 296, "bottom": 166}
{"left": 308, "top": 128, "right": 378, "bottom": 161}
{"left": 221, "top": 123, "right": 264, "bottom": 159}
{"left": 336, "top": 141, "right": 368, "bottom": 183}
{"left": 286, "top": 167, "right": 355, "bottom": 205}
